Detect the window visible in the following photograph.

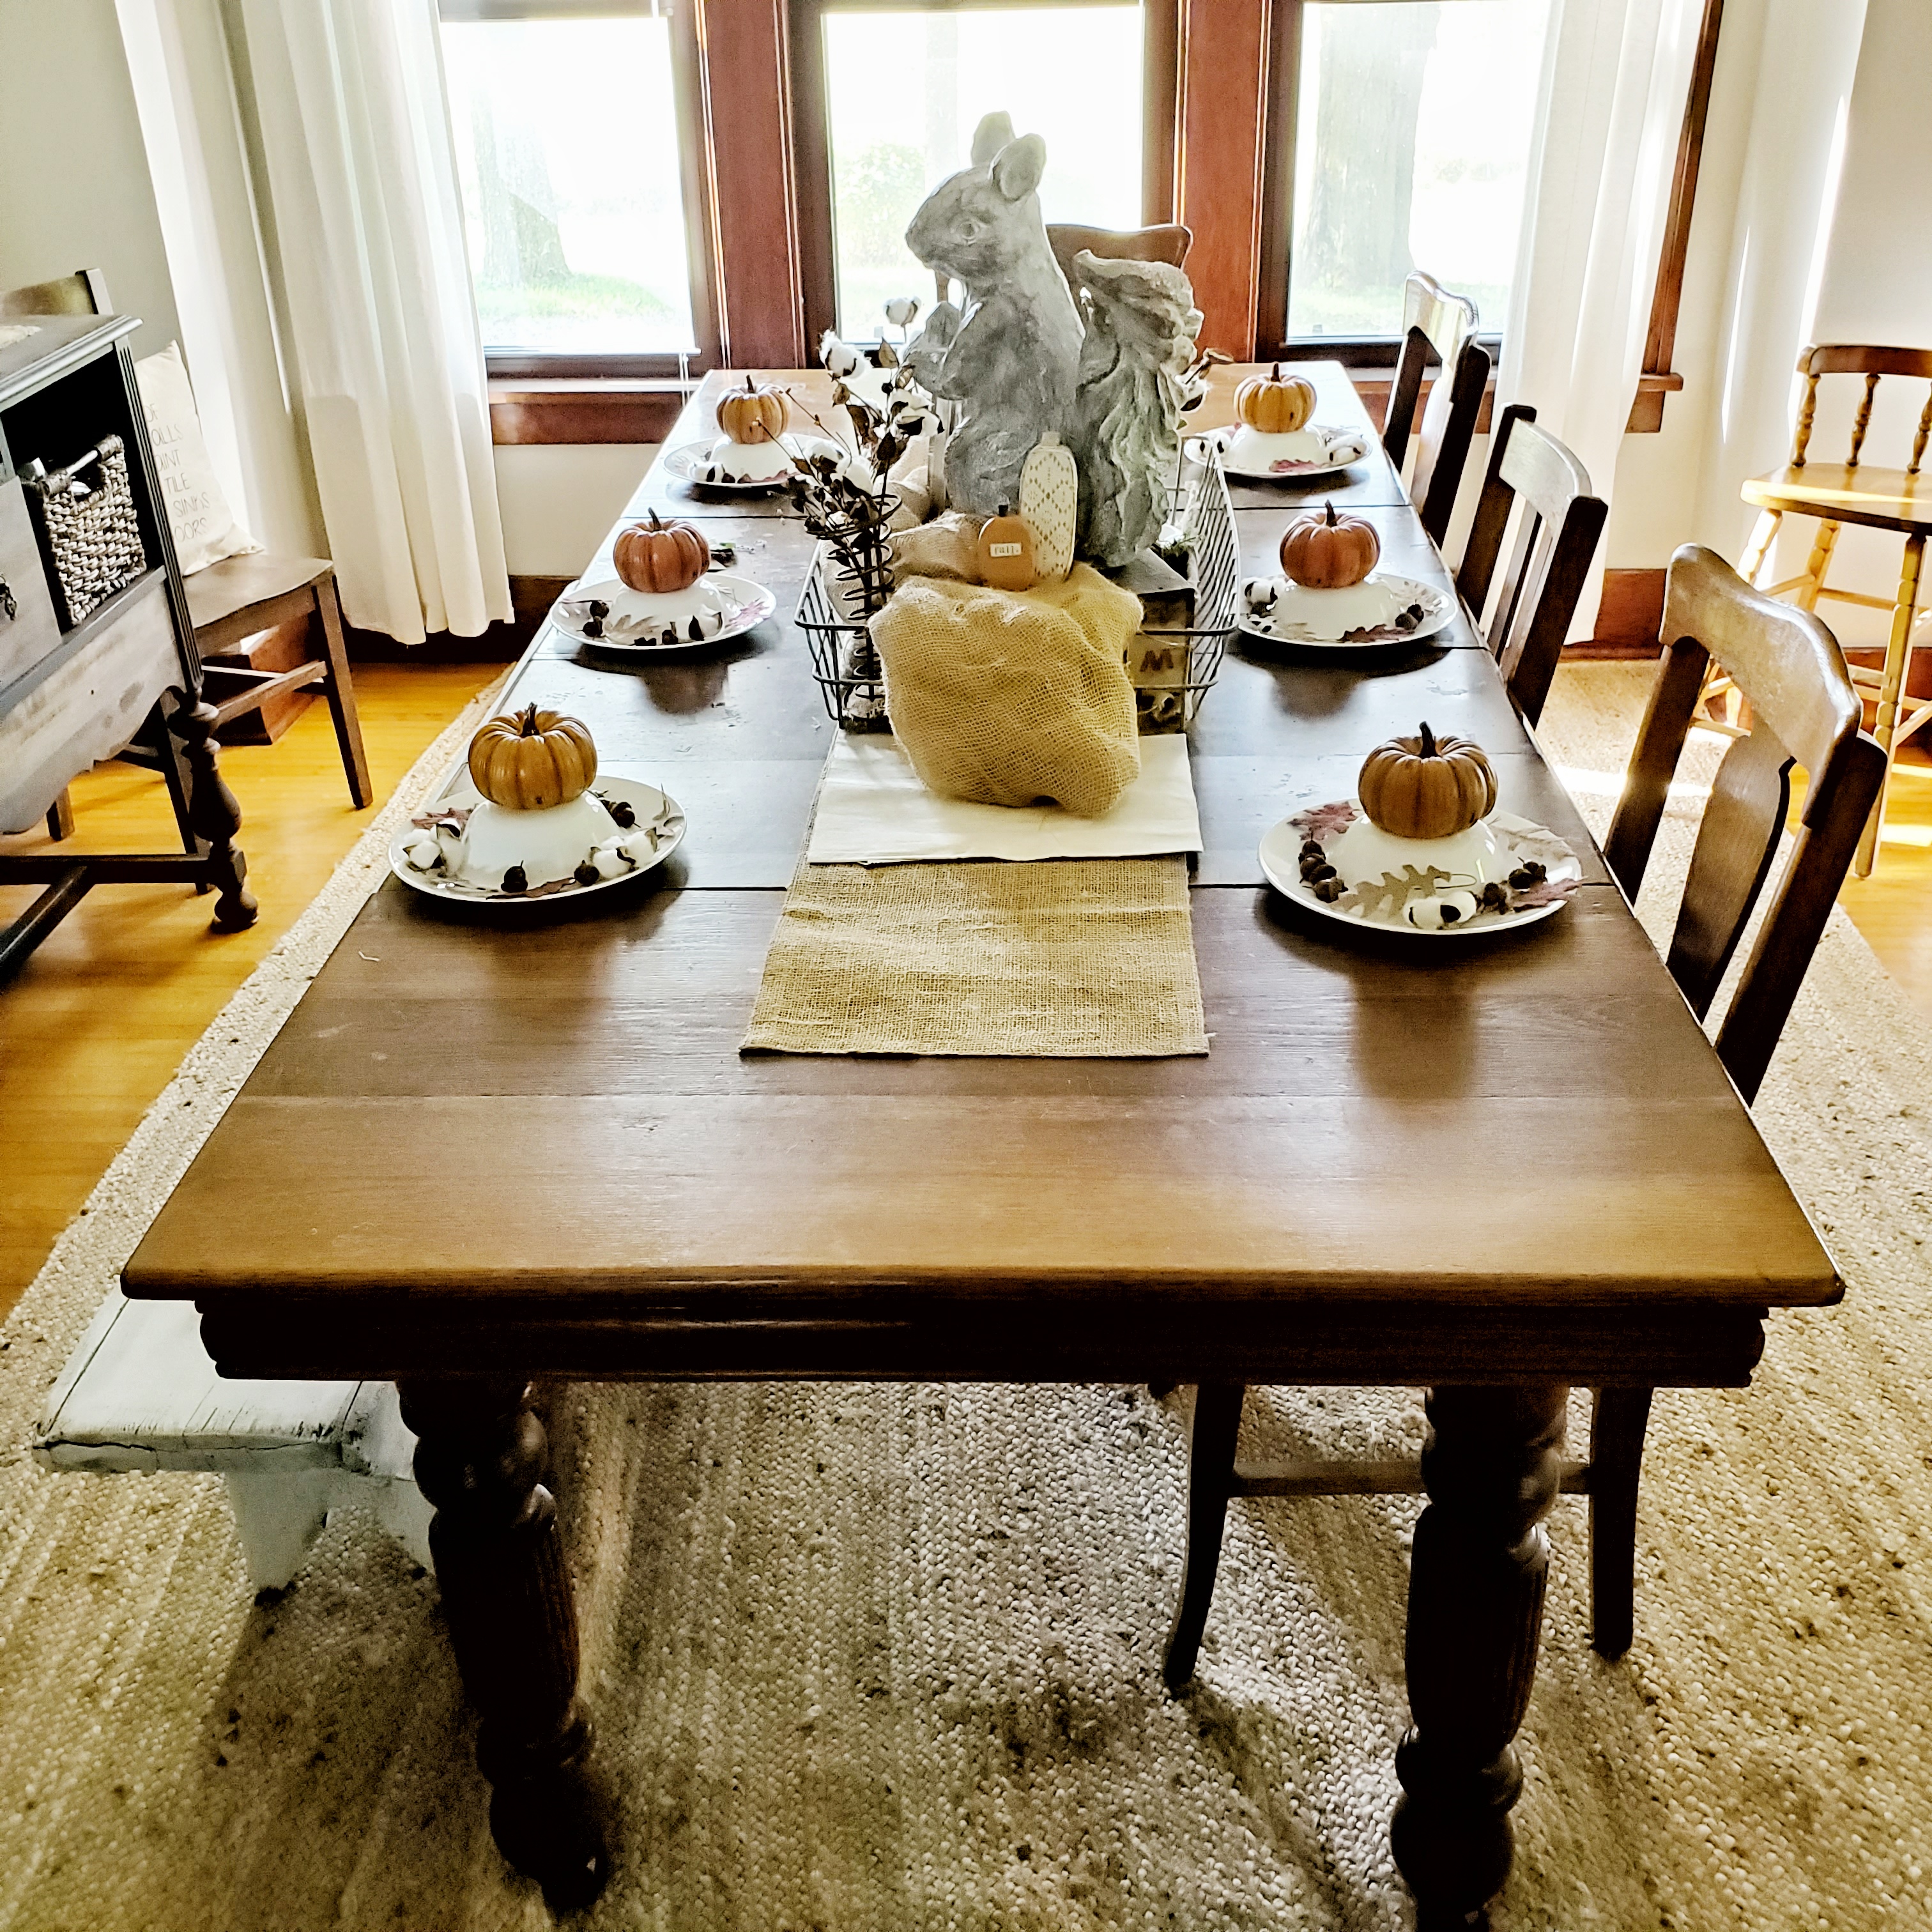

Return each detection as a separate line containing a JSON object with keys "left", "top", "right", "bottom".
{"left": 438, "top": 3, "right": 713, "bottom": 371}
{"left": 1266, "top": 0, "right": 1551, "bottom": 353}
{"left": 795, "top": 1, "right": 1153, "bottom": 346}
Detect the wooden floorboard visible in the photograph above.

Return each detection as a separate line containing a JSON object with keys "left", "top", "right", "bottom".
{"left": 1, "top": 660, "right": 1927, "bottom": 1328}
{"left": 0, "top": 663, "right": 500, "bottom": 1321}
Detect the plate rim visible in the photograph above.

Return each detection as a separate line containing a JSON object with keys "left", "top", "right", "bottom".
{"left": 552, "top": 570, "right": 778, "bottom": 654}
{"left": 662, "top": 433, "right": 843, "bottom": 491}
{"left": 1258, "top": 805, "right": 1580, "bottom": 940}
{"left": 1189, "top": 424, "right": 1369, "bottom": 483}
{"left": 388, "top": 774, "right": 687, "bottom": 907}
{"left": 1238, "top": 572, "right": 1456, "bottom": 650}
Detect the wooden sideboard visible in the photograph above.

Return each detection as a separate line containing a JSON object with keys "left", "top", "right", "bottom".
{"left": 0, "top": 316, "right": 254, "bottom": 975}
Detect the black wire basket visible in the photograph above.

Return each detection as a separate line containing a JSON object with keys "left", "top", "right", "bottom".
{"left": 794, "top": 447, "right": 1238, "bottom": 733}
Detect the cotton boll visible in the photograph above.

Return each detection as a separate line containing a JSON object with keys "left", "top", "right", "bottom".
{"left": 590, "top": 838, "right": 632, "bottom": 880}
{"left": 1242, "top": 578, "right": 1279, "bottom": 614}
{"left": 401, "top": 832, "right": 443, "bottom": 871}
{"left": 818, "top": 330, "right": 861, "bottom": 377}
{"left": 1406, "top": 889, "right": 1480, "bottom": 929}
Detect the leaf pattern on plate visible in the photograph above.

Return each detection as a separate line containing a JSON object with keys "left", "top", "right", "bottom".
{"left": 1337, "top": 864, "right": 1450, "bottom": 921}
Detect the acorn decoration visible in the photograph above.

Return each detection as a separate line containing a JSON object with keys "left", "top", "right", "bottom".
{"left": 1234, "top": 363, "right": 1317, "bottom": 434}
{"left": 1280, "top": 502, "right": 1380, "bottom": 590}
{"left": 614, "top": 512, "right": 710, "bottom": 595}
{"left": 1358, "top": 723, "right": 1497, "bottom": 841}
{"left": 468, "top": 705, "right": 599, "bottom": 812}
{"left": 716, "top": 374, "right": 788, "bottom": 445}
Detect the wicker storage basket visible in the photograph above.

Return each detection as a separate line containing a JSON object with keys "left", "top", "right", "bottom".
{"left": 21, "top": 434, "right": 148, "bottom": 630}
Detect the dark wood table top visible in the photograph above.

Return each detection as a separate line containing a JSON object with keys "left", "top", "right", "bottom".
{"left": 125, "top": 367, "right": 1837, "bottom": 1391}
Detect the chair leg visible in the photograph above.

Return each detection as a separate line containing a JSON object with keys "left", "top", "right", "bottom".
{"left": 312, "top": 572, "right": 373, "bottom": 808}
{"left": 1737, "top": 509, "right": 1782, "bottom": 588}
{"left": 45, "top": 788, "right": 75, "bottom": 840}
{"left": 1588, "top": 1386, "right": 1653, "bottom": 1659}
{"left": 1795, "top": 518, "right": 1841, "bottom": 612}
{"left": 1856, "top": 532, "right": 1925, "bottom": 877}
{"left": 1162, "top": 1381, "right": 1244, "bottom": 1690}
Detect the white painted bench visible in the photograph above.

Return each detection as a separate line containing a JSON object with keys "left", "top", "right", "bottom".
{"left": 35, "top": 1292, "right": 433, "bottom": 1590}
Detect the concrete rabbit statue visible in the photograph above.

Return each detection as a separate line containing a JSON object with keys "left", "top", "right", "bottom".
{"left": 903, "top": 112, "right": 1084, "bottom": 516}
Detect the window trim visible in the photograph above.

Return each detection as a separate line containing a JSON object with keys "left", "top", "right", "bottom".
{"left": 1253, "top": 0, "right": 1722, "bottom": 434}
{"left": 438, "top": 0, "right": 724, "bottom": 378}
{"left": 787, "top": 0, "right": 1179, "bottom": 353}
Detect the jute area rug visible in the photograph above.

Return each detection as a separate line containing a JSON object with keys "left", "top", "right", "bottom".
{"left": 3, "top": 664, "right": 1929, "bottom": 1930}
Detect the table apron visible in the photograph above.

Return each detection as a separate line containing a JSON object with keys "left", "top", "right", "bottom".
{"left": 192, "top": 1296, "right": 1768, "bottom": 1390}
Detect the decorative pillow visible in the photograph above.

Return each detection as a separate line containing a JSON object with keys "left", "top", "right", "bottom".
{"left": 133, "top": 342, "right": 261, "bottom": 575}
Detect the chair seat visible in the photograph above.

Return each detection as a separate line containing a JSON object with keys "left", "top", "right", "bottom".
{"left": 1741, "top": 464, "right": 1932, "bottom": 534}
{"left": 184, "top": 550, "right": 332, "bottom": 631}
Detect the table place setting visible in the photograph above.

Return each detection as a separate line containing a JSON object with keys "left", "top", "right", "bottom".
{"left": 1189, "top": 365, "right": 1371, "bottom": 480}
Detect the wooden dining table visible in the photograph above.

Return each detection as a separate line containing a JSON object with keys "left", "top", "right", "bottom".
{"left": 123, "top": 365, "right": 1837, "bottom": 1925}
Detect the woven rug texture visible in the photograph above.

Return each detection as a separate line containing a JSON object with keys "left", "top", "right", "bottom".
{"left": 743, "top": 853, "right": 1209, "bottom": 1056}
{"left": 2, "top": 663, "right": 1929, "bottom": 1929}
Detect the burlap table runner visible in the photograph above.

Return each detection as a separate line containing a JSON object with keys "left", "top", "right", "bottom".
{"left": 742, "top": 854, "right": 1209, "bottom": 1057}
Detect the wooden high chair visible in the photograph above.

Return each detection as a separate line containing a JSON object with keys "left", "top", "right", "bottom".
{"left": 1735, "top": 343, "right": 1932, "bottom": 873}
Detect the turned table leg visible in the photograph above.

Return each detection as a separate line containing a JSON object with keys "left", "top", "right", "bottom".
{"left": 399, "top": 1377, "right": 611, "bottom": 1910}
{"left": 1392, "top": 1382, "right": 1567, "bottom": 1930}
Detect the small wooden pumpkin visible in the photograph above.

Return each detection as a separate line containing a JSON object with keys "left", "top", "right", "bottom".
{"left": 614, "top": 511, "right": 710, "bottom": 595}
{"left": 716, "top": 374, "right": 787, "bottom": 445}
{"left": 1358, "top": 723, "right": 1498, "bottom": 841}
{"left": 974, "top": 502, "right": 1038, "bottom": 592}
{"left": 468, "top": 703, "right": 599, "bottom": 812}
{"left": 1280, "top": 501, "right": 1380, "bottom": 589}
{"left": 1234, "top": 363, "right": 1317, "bottom": 435}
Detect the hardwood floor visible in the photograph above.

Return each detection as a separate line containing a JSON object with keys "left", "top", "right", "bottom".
{"left": 1, "top": 660, "right": 1927, "bottom": 1328}
{"left": 0, "top": 664, "right": 501, "bottom": 1321}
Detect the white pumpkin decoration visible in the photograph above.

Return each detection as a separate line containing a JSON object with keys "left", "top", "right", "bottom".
{"left": 1019, "top": 431, "right": 1078, "bottom": 581}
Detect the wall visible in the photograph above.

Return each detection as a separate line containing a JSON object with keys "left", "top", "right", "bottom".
{"left": 0, "top": 0, "right": 181, "bottom": 357}
{"left": 492, "top": 445, "right": 659, "bottom": 579}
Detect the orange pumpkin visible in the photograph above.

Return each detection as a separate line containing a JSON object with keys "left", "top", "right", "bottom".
{"left": 974, "top": 502, "right": 1038, "bottom": 592}
{"left": 716, "top": 374, "right": 788, "bottom": 444}
{"left": 614, "top": 511, "right": 710, "bottom": 595}
{"left": 1280, "top": 501, "right": 1380, "bottom": 589}
{"left": 1358, "top": 723, "right": 1497, "bottom": 840}
{"left": 468, "top": 704, "right": 599, "bottom": 812}
{"left": 1234, "top": 363, "right": 1316, "bottom": 435}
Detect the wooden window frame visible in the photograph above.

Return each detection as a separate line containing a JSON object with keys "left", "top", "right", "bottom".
{"left": 1248, "top": 0, "right": 1721, "bottom": 433}
{"left": 787, "top": 0, "right": 1181, "bottom": 355}
{"left": 438, "top": 0, "right": 724, "bottom": 382}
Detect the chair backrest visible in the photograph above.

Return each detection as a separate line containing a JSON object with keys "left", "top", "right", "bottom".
{"left": 1045, "top": 222, "right": 1192, "bottom": 292}
{"left": 1604, "top": 544, "right": 1886, "bottom": 1101}
{"left": 1383, "top": 272, "right": 1487, "bottom": 546}
{"left": 0, "top": 269, "right": 111, "bottom": 317}
{"left": 1455, "top": 404, "right": 1607, "bottom": 726}
{"left": 1789, "top": 342, "right": 1932, "bottom": 475}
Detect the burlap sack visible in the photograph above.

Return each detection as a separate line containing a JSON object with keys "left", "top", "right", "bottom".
{"left": 889, "top": 510, "right": 983, "bottom": 581}
{"left": 872, "top": 565, "right": 1144, "bottom": 816}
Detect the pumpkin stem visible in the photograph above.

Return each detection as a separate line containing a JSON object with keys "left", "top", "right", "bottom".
{"left": 1418, "top": 721, "right": 1437, "bottom": 758}
{"left": 1324, "top": 500, "right": 1337, "bottom": 526}
{"left": 1270, "top": 362, "right": 1281, "bottom": 381}
{"left": 648, "top": 510, "right": 663, "bottom": 530}
{"left": 519, "top": 703, "right": 541, "bottom": 737}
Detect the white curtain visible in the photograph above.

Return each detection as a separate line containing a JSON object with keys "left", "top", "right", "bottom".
{"left": 1498, "top": 0, "right": 1704, "bottom": 635}
{"left": 231, "top": 0, "right": 509, "bottom": 642}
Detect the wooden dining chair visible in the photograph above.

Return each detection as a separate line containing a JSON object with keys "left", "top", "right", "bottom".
{"left": 1455, "top": 403, "right": 1607, "bottom": 727}
{"left": 1045, "top": 221, "right": 1192, "bottom": 291}
{"left": 1163, "top": 546, "right": 1883, "bottom": 1688}
{"left": 1383, "top": 272, "right": 1490, "bottom": 548}
{"left": 1734, "top": 343, "right": 1932, "bottom": 875}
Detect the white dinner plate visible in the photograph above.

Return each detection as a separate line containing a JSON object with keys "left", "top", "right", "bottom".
{"left": 552, "top": 572, "right": 777, "bottom": 656}
{"left": 1260, "top": 802, "right": 1582, "bottom": 940}
{"left": 389, "top": 776, "right": 686, "bottom": 907}
{"left": 661, "top": 434, "right": 846, "bottom": 491}
{"left": 1189, "top": 424, "right": 1370, "bottom": 482}
{"left": 1239, "top": 572, "right": 1456, "bottom": 649}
